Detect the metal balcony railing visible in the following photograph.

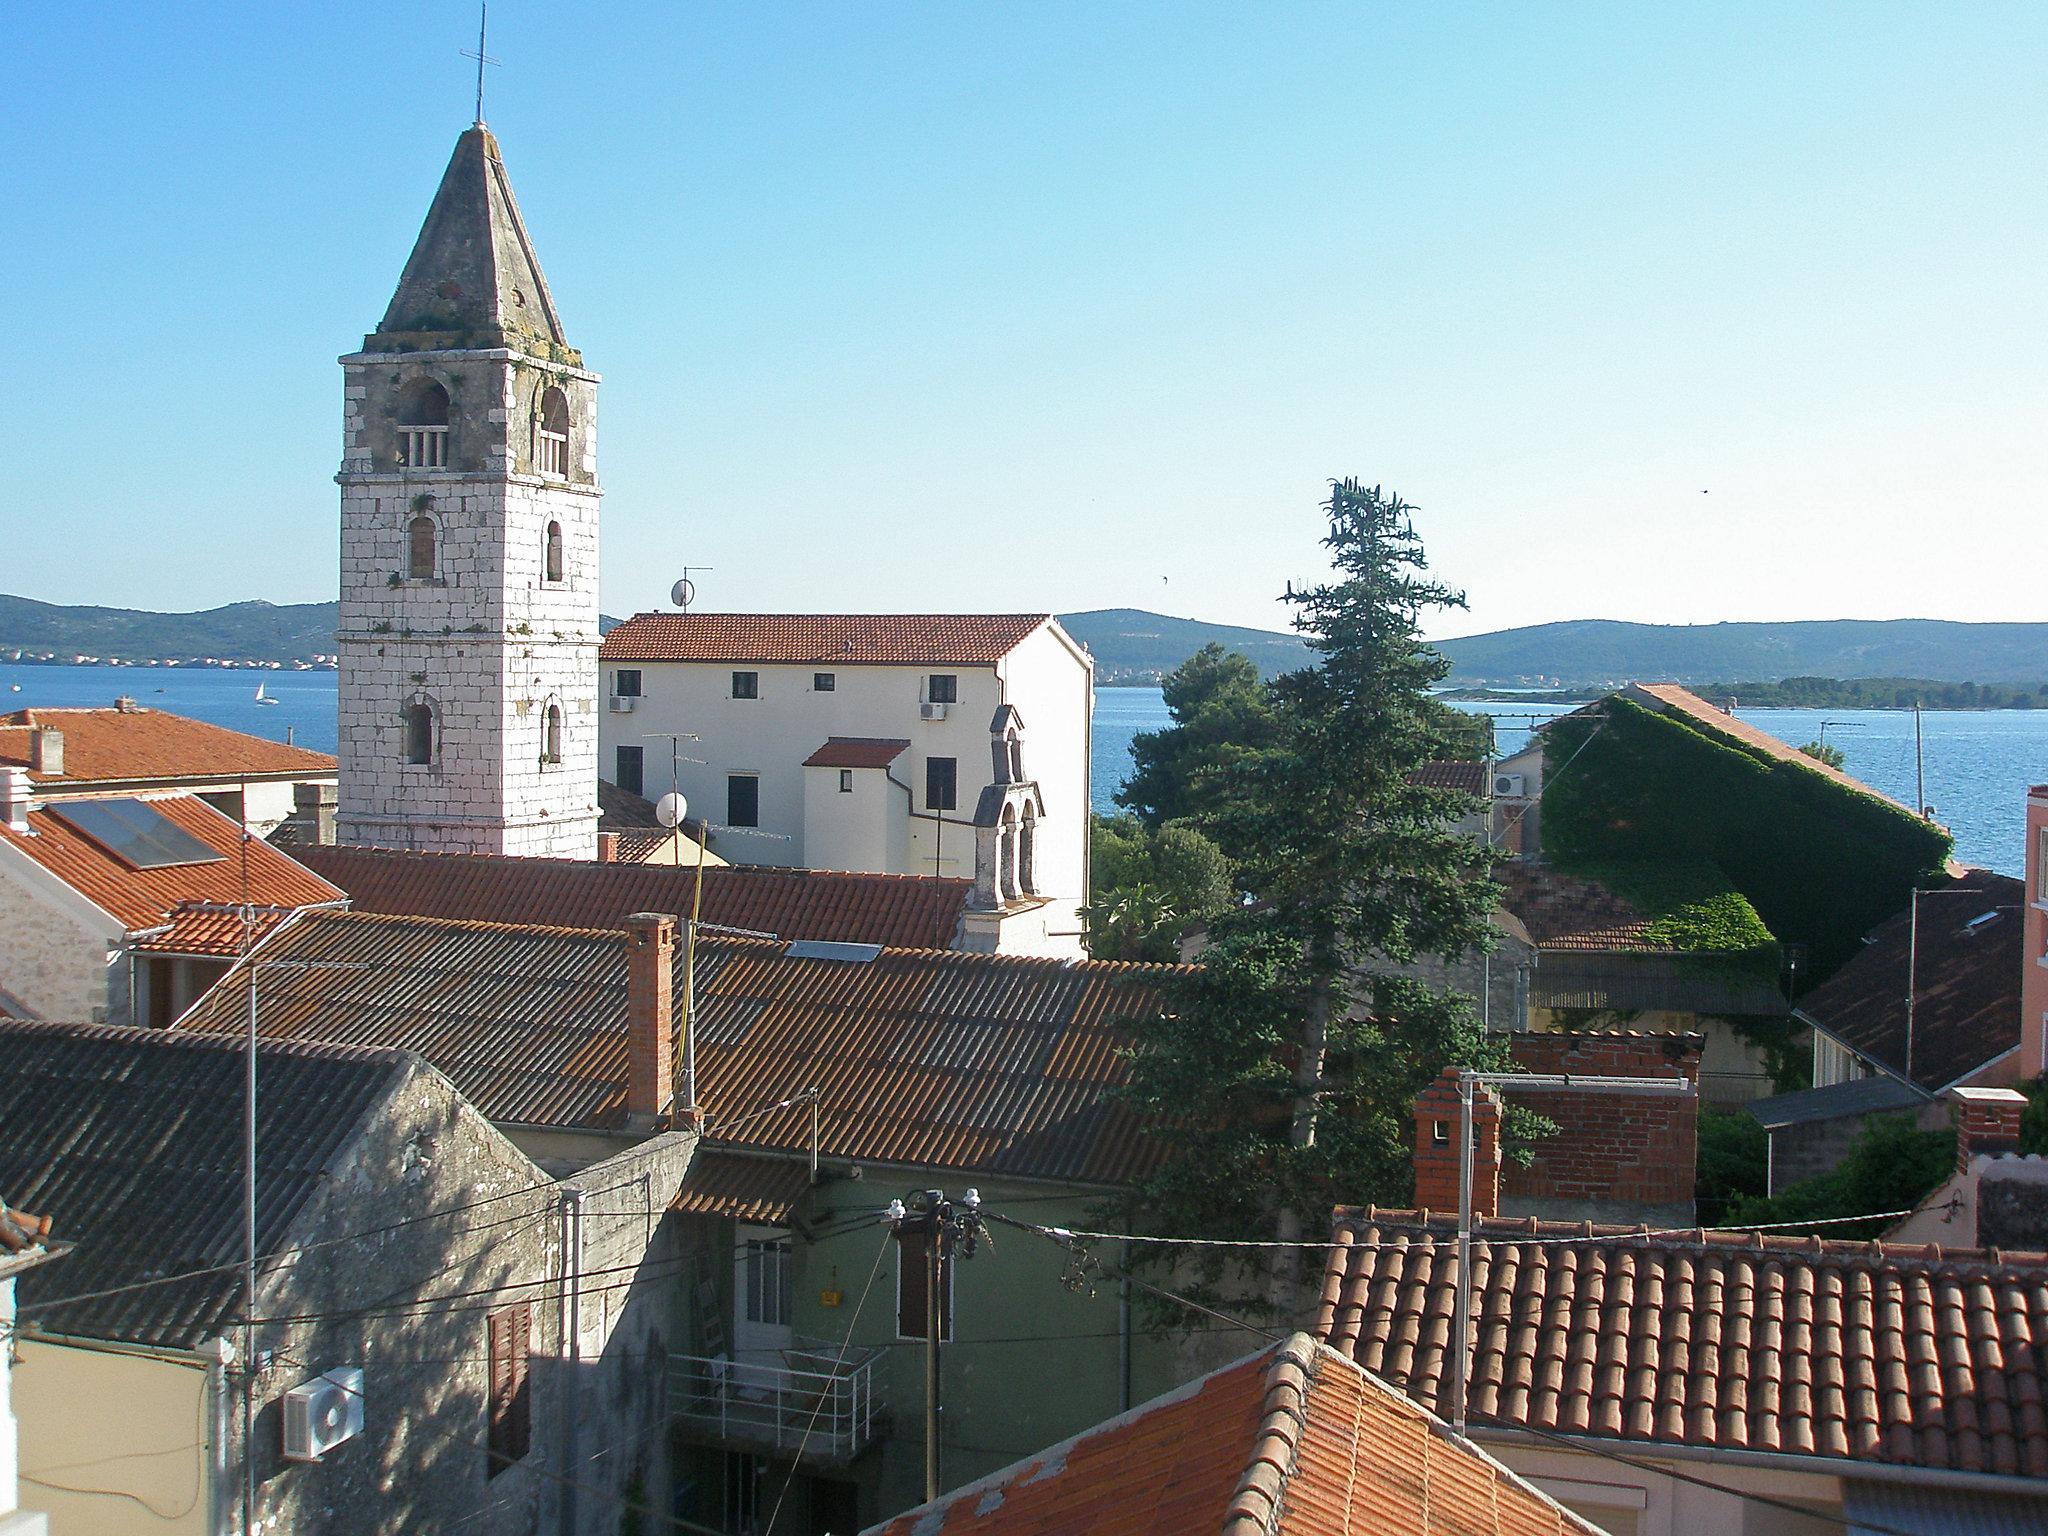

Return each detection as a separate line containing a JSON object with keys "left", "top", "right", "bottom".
{"left": 670, "top": 1346, "right": 885, "bottom": 1463}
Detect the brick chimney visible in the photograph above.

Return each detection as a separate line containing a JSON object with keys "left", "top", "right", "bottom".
{"left": 625, "top": 912, "right": 677, "bottom": 1124}
{"left": 1414, "top": 1067, "right": 1502, "bottom": 1218}
{"left": 0, "top": 767, "right": 32, "bottom": 836}
{"left": 597, "top": 831, "right": 622, "bottom": 863}
{"left": 1949, "top": 1085, "right": 2028, "bottom": 1171}
{"left": 27, "top": 726, "right": 63, "bottom": 776}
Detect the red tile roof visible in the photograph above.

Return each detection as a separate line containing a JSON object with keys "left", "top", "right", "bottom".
{"left": 174, "top": 909, "right": 1182, "bottom": 1183}
{"left": 1317, "top": 1206, "right": 2048, "bottom": 1480}
{"left": 0, "top": 795, "right": 345, "bottom": 948}
{"left": 1797, "top": 867, "right": 2023, "bottom": 1092}
{"left": 802, "top": 737, "right": 911, "bottom": 770}
{"left": 599, "top": 612, "right": 1050, "bottom": 666}
{"left": 127, "top": 902, "right": 303, "bottom": 957}
{"left": 293, "top": 843, "right": 969, "bottom": 949}
{"left": 870, "top": 1333, "right": 1600, "bottom": 1536}
{"left": 0, "top": 706, "right": 336, "bottom": 786}
{"left": 1408, "top": 759, "right": 1489, "bottom": 795}
{"left": 1497, "top": 864, "right": 1661, "bottom": 952}
{"left": 672, "top": 1151, "right": 815, "bottom": 1225}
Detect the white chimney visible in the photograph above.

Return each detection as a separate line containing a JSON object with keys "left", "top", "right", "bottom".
{"left": 1, "top": 767, "right": 33, "bottom": 836}
{"left": 28, "top": 726, "right": 63, "bottom": 776}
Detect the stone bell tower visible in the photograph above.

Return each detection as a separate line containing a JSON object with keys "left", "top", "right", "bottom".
{"left": 335, "top": 124, "right": 600, "bottom": 858}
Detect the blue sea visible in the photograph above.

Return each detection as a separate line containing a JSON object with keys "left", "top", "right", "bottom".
{"left": 7, "top": 664, "right": 2040, "bottom": 877}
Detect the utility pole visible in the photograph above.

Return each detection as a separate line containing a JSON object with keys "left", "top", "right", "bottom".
{"left": 884, "top": 1189, "right": 986, "bottom": 1502}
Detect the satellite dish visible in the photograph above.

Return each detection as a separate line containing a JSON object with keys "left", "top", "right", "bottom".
{"left": 670, "top": 578, "right": 695, "bottom": 611}
{"left": 656, "top": 791, "right": 687, "bottom": 829}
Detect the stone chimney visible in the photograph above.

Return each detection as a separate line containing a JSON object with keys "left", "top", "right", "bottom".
{"left": 0, "top": 767, "right": 32, "bottom": 836}
{"left": 27, "top": 726, "right": 63, "bottom": 776}
{"left": 624, "top": 912, "right": 676, "bottom": 1125}
{"left": 1949, "top": 1085, "right": 2028, "bottom": 1171}
{"left": 1414, "top": 1067, "right": 1502, "bottom": 1219}
{"left": 597, "top": 831, "right": 621, "bottom": 863}
{"left": 293, "top": 781, "right": 337, "bottom": 845}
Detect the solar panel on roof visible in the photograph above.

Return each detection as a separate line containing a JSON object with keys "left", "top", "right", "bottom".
{"left": 784, "top": 940, "right": 882, "bottom": 964}
{"left": 46, "top": 799, "right": 227, "bottom": 870}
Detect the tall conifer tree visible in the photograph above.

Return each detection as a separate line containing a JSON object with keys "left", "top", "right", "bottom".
{"left": 1121, "top": 480, "right": 1521, "bottom": 1306}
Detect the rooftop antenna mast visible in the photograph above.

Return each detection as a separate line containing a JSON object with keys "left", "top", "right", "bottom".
{"left": 461, "top": 3, "right": 500, "bottom": 126}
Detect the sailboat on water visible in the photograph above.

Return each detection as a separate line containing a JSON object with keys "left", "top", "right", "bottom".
{"left": 254, "top": 681, "right": 280, "bottom": 706}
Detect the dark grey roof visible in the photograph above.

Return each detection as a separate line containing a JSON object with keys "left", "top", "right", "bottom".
{"left": 0, "top": 1022, "right": 409, "bottom": 1351}
{"left": 1797, "top": 868, "right": 2024, "bottom": 1093}
{"left": 1746, "top": 1073, "right": 1924, "bottom": 1131}
{"left": 368, "top": 125, "right": 572, "bottom": 356}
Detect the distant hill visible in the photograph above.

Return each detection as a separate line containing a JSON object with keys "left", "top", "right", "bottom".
{"left": 1059, "top": 609, "right": 1310, "bottom": 684}
{"left": 0, "top": 596, "right": 628, "bottom": 664}
{"left": 1432, "top": 619, "right": 2048, "bottom": 688}
{"left": 0, "top": 595, "right": 341, "bottom": 663}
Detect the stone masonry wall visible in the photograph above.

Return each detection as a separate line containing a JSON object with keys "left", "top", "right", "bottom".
{"left": 337, "top": 348, "right": 599, "bottom": 858}
{"left": 0, "top": 865, "right": 120, "bottom": 1023}
{"left": 1503, "top": 1031, "right": 1702, "bottom": 1223}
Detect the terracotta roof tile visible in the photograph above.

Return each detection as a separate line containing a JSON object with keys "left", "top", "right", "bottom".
{"left": 599, "top": 612, "right": 1050, "bottom": 667}
{"left": 1409, "top": 759, "right": 1489, "bottom": 795}
{"left": 1316, "top": 1207, "right": 2048, "bottom": 1481}
{"left": 1498, "top": 864, "right": 1662, "bottom": 952}
{"left": 672, "top": 1151, "right": 815, "bottom": 1225}
{"left": 1797, "top": 868, "right": 2023, "bottom": 1092}
{"left": 0, "top": 706, "right": 336, "bottom": 786}
{"left": 174, "top": 909, "right": 1180, "bottom": 1183}
{"left": 293, "top": 843, "right": 969, "bottom": 950}
{"left": 802, "top": 737, "right": 911, "bottom": 770}
{"left": 865, "top": 1334, "right": 1600, "bottom": 1536}
{"left": 0, "top": 794, "right": 345, "bottom": 946}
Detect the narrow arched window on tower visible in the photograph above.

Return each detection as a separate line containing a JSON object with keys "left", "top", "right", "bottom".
{"left": 542, "top": 702, "right": 563, "bottom": 766}
{"left": 408, "top": 516, "right": 436, "bottom": 581}
{"left": 536, "top": 387, "right": 570, "bottom": 478}
{"left": 404, "top": 702, "right": 435, "bottom": 766}
{"left": 544, "top": 521, "right": 564, "bottom": 583}
{"left": 398, "top": 380, "right": 450, "bottom": 470}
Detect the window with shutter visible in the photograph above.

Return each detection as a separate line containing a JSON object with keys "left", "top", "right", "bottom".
{"left": 487, "top": 1303, "right": 532, "bottom": 1475}
{"left": 894, "top": 1231, "right": 954, "bottom": 1341}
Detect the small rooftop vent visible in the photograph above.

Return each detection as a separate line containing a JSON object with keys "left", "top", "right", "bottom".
{"left": 783, "top": 940, "right": 882, "bottom": 964}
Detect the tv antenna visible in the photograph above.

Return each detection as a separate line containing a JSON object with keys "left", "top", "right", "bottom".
{"left": 461, "top": 3, "right": 501, "bottom": 126}
{"left": 671, "top": 567, "right": 713, "bottom": 612}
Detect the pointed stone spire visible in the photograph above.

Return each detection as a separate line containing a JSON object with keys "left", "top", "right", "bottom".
{"left": 366, "top": 126, "right": 578, "bottom": 360}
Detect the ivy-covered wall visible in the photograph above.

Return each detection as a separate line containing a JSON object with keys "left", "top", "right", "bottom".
{"left": 1541, "top": 698, "right": 1952, "bottom": 985}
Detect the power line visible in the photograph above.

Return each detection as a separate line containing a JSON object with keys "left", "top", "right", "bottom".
{"left": 993, "top": 1206, "right": 1935, "bottom": 1536}
{"left": 761, "top": 1229, "right": 894, "bottom": 1535}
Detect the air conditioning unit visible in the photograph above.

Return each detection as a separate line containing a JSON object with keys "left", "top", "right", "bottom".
{"left": 919, "top": 702, "right": 949, "bottom": 721}
{"left": 1493, "top": 773, "right": 1525, "bottom": 798}
{"left": 608, "top": 695, "right": 638, "bottom": 714}
{"left": 283, "top": 1367, "right": 365, "bottom": 1463}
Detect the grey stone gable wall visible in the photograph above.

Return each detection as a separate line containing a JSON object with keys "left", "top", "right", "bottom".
{"left": 336, "top": 347, "right": 600, "bottom": 859}
{"left": 233, "top": 1055, "right": 695, "bottom": 1536}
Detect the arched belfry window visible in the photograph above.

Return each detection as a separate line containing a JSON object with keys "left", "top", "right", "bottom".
{"left": 536, "top": 387, "right": 570, "bottom": 478}
{"left": 404, "top": 701, "right": 435, "bottom": 766}
{"left": 398, "top": 380, "right": 450, "bottom": 470}
{"left": 1019, "top": 805, "right": 1039, "bottom": 895}
{"left": 408, "top": 515, "right": 437, "bottom": 581}
{"left": 542, "top": 701, "right": 563, "bottom": 766}
{"left": 544, "top": 521, "right": 564, "bottom": 583}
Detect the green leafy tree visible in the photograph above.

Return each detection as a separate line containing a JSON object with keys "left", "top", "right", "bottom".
{"left": 1119, "top": 480, "right": 1520, "bottom": 1308}
{"left": 1797, "top": 740, "right": 1846, "bottom": 770}
{"left": 1117, "top": 644, "right": 1279, "bottom": 832}
{"left": 1085, "top": 814, "right": 1236, "bottom": 962}
{"left": 1725, "top": 1114, "right": 1953, "bottom": 1237}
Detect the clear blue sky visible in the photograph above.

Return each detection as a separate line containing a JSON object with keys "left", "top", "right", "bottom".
{"left": 6, "top": 3, "right": 2043, "bottom": 638}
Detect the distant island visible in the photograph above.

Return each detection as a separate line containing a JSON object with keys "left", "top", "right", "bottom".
{"left": 1433, "top": 617, "right": 2048, "bottom": 687}
{"left": 11, "top": 595, "right": 2048, "bottom": 696}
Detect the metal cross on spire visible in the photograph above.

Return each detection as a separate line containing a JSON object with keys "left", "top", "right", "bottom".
{"left": 461, "top": 2, "right": 501, "bottom": 126}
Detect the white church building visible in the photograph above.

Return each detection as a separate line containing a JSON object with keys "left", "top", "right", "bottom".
{"left": 598, "top": 613, "right": 1093, "bottom": 954}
